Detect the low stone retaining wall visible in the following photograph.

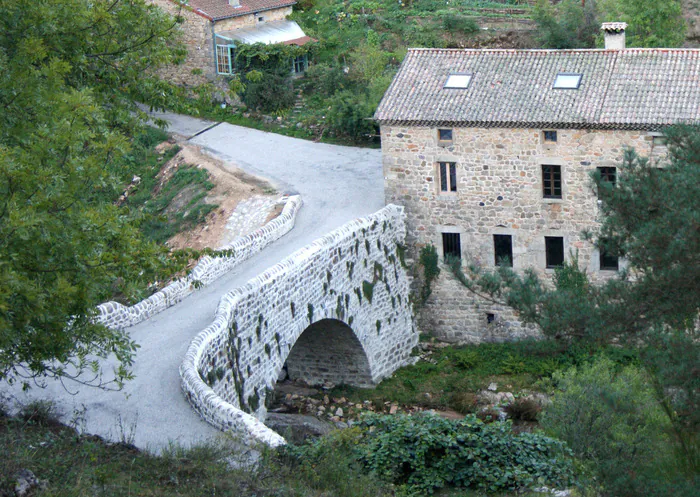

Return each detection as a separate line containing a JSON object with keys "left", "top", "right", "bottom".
{"left": 96, "top": 195, "right": 303, "bottom": 330}
{"left": 180, "top": 204, "right": 417, "bottom": 447}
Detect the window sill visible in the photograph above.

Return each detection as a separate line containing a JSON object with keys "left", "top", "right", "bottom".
{"left": 542, "top": 197, "right": 564, "bottom": 204}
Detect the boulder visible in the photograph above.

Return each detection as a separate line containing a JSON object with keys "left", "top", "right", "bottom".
{"left": 265, "top": 413, "right": 333, "bottom": 444}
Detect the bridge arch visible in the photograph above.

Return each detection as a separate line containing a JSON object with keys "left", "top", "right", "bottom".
{"left": 285, "top": 318, "right": 374, "bottom": 388}
{"left": 181, "top": 205, "right": 417, "bottom": 446}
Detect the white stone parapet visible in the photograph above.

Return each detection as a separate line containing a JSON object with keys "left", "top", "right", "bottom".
{"left": 95, "top": 195, "right": 303, "bottom": 330}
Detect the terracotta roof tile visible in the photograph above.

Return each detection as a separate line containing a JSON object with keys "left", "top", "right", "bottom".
{"left": 181, "top": 0, "right": 296, "bottom": 21}
{"left": 375, "top": 48, "right": 700, "bottom": 130}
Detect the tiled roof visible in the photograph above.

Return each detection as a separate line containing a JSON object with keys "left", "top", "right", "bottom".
{"left": 181, "top": 0, "right": 296, "bottom": 21}
{"left": 374, "top": 48, "right": 700, "bottom": 130}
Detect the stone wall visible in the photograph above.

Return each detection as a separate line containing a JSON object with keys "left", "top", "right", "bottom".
{"left": 149, "top": 0, "right": 216, "bottom": 86}
{"left": 180, "top": 204, "right": 417, "bottom": 446}
{"left": 381, "top": 125, "right": 668, "bottom": 342}
{"left": 214, "top": 7, "right": 293, "bottom": 32}
{"left": 97, "top": 195, "right": 302, "bottom": 330}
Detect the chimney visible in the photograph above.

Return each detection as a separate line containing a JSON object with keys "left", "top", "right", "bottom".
{"left": 229, "top": 0, "right": 240, "bottom": 7}
{"left": 601, "top": 22, "right": 627, "bottom": 50}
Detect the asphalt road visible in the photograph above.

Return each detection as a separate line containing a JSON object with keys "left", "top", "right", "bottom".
{"left": 2, "top": 113, "right": 384, "bottom": 453}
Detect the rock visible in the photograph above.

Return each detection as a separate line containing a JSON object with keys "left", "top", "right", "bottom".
{"left": 488, "top": 382, "right": 498, "bottom": 391}
{"left": 389, "top": 404, "right": 398, "bottom": 415}
{"left": 265, "top": 413, "right": 333, "bottom": 444}
{"left": 14, "top": 469, "right": 46, "bottom": 497}
{"left": 335, "top": 421, "right": 349, "bottom": 429}
{"left": 323, "top": 395, "right": 329, "bottom": 405}
{"left": 335, "top": 407, "right": 344, "bottom": 417}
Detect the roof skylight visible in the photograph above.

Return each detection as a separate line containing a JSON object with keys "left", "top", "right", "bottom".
{"left": 553, "top": 73, "right": 583, "bottom": 89}
{"left": 444, "top": 74, "right": 472, "bottom": 89}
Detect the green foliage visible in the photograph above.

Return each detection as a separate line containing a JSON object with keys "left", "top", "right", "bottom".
{"left": 353, "top": 413, "right": 575, "bottom": 494}
{"left": 1, "top": 409, "right": 393, "bottom": 496}
{"left": 598, "top": 0, "right": 686, "bottom": 47}
{"left": 534, "top": 0, "right": 686, "bottom": 49}
{"left": 419, "top": 244, "right": 440, "bottom": 303}
{"left": 533, "top": 0, "right": 599, "bottom": 49}
{"left": 541, "top": 358, "right": 686, "bottom": 496}
{"left": 325, "top": 90, "right": 378, "bottom": 141}
{"left": 0, "top": 0, "right": 194, "bottom": 389}
{"left": 234, "top": 42, "right": 311, "bottom": 113}
{"left": 442, "top": 14, "right": 480, "bottom": 34}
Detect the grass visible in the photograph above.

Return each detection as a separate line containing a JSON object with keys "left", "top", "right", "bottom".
{"left": 0, "top": 401, "right": 392, "bottom": 497}
{"left": 323, "top": 338, "right": 639, "bottom": 414}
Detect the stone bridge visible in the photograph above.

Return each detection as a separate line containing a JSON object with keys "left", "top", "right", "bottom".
{"left": 180, "top": 205, "right": 417, "bottom": 446}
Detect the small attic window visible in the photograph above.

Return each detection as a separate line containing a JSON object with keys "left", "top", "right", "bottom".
{"left": 553, "top": 73, "right": 582, "bottom": 89}
{"left": 444, "top": 74, "right": 472, "bottom": 89}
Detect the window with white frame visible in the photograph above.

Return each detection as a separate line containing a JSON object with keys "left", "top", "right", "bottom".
{"left": 216, "top": 44, "right": 236, "bottom": 75}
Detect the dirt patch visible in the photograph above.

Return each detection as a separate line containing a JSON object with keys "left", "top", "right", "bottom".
{"left": 162, "top": 143, "right": 277, "bottom": 251}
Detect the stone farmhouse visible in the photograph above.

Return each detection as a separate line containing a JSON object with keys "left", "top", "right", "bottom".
{"left": 150, "top": 0, "right": 311, "bottom": 86}
{"left": 375, "top": 24, "right": 700, "bottom": 343}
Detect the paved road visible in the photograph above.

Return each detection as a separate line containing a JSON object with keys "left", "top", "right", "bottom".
{"left": 2, "top": 113, "right": 384, "bottom": 453}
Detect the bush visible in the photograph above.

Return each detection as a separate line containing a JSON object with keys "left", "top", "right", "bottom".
{"left": 540, "top": 357, "right": 677, "bottom": 496}
{"left": 442, "top": 14, "right": 480, "bottom": 35}
{"left": 242, "top": 68, "right": 296, "bottom": 113}
{"left": 354, "top": 412, "right": 575, "bottom": 494}
{"left": 324, "top": 90, "right": 377, "bottom": 140}
{"left": 301, "top": 63, "right": 348, "bottom": 99}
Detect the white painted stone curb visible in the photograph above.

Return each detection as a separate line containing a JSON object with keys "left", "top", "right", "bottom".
{"left": 180, "top": 205, "right": 410, "bottom": 448}
{"left": 95, "top": 195, "right": 303, "bottom": 330}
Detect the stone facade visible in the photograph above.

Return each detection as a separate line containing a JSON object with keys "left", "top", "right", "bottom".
{"left": 180, "top": 205, "right": 417, "bottom": 446}
{"left": 97, "top": 195, "right": 302, "bottom": 330}
{"left": 148, "top": 1, "right": 295, "bottom": 87}
{"left": 214, "top": 6, "right": 293, "bottom": 32}
{"left": 150, "top": 0, "right": 216, "bottom": 85}
{"left": 381, "top": 125, "right": 668, "bottom": 342}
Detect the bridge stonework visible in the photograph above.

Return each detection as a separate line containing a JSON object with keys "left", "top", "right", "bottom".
{"left": 181, "top": 205, "right": 417, "bottom": 446}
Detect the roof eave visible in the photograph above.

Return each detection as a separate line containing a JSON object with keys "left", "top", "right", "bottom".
{"left": 210, "top": 1, "right": 297, "bottom": 21}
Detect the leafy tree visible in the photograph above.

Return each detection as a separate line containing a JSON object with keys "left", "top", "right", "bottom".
{"left": 533, "top": 0, "right": 600, "bottom": 49}
{"left": 598, "top": 0, "right": 686, "bottom": 47}
{"left": 446, "top": 125, "right": 700, "bottom": 484}
{"left": 534, "top": 0, "right": 686, "bottom": 49}
{"left": 0, "top": 0, "right": 191, "bottom": 389}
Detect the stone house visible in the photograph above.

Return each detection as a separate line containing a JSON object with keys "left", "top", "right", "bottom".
{"left": 150, "top": 0, "right": 311, "bottom": 87}
{"left": 374, "top": 24, "right": 700, "bottom": 343}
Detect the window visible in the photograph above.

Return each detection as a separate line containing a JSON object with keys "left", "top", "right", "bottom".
{"left": 444, "top": 74, "right": 472, "bottom": 89}
{"left": 597, "top": 167, "right": 616, "bottom": 197}
{"left": 292, "top": 55, "right": 308, "bottom": 74}
{"left": 493, "top": 234, "right": 513, "bottom": 267}
{"left": 599, "top": 248, "right": 619, "bottom": 271}
{"left": 442, "top": 232, "right": 461, "bottom": 259}
{"left": 438, "top": 128, "right": 453, "bottom": 144}
{"left": 542, "top": 165, "right": 562, "bottom": 199}
{"left": 545, "top": 236, "right": 564, "bottom": 268}
{"left": 553, "top": 73, "right": 582, "bottom": 89}
{"left": 652, "top": 135, "right": 666, "bottom": 146}
{"left": 543, "top": 130, "right": 557, "bottom": 142}
{"left": 439, "top": 162, "right": 457, "bottom": 193}
{"left": 258, "top": 16, "right": 265, "bottom": 23}
{"left": 216, "top": 44, "right": 236, "bottom": 75}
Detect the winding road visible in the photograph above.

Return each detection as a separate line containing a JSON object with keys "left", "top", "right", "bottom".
{"left": 2, "top": 114, "right": 384, "bottom": 452}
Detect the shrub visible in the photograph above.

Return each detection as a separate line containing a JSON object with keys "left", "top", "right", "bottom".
{"left": 324, "top": 90, "right": 377, "bottom": 140}
{"left": 354, "top": 412, "right": 575, "bottom": 494}
{"left": 504, "top": 398, "right": 542, "bottom": 422}
{"left": 242, "top": 68, "right": 295, "bottom": 113}
{"left": 541, "top": 357, "right": 675, "bottom": 496}
{"left": 419, "top": 244, "right": 440, "bottom": 303}
{"left": 442, "top": 15, "right": 480, "bottom": 35}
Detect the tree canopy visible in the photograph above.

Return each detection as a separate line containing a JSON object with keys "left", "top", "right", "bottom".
{"left": 0, "top": 0, "right": 189, "bottom": 389}
{"left": 533, "top": 0, "right": 686, "bottom": 49}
